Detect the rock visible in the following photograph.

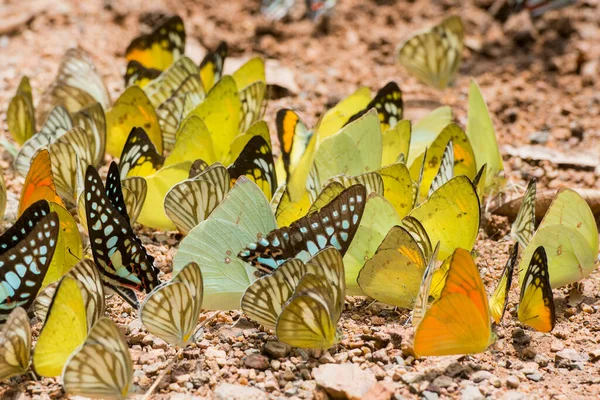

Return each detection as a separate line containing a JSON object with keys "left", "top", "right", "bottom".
{"left": 461, "top": 385, "right": 484, "bottom": 400}
{"left": 506, "top": 376, "right": 520, "bottom": 389}
{"left": 214, "top": 383, "right": 268, "bottom": 400}
{"left": 555, "top": 349, "right": 588, "bottom": 369}
{"left": 550, "top": 340, "right": 564, "bottom": 352}
{"left": 313, "top": 363, "right": 377, "bottom": 400}
{"left": 472, "top": 370, "right": 492, "bottom": 383}
{"left": 319, "top": 352, "right": 335, "bottom": 364}
{"left": 589, "top": 349, "right": 600, "bottom": 362}
{"left": 401, "top": 372, "right": 425, "bottom": 385}
{"left": 423, "top": 391, "right": 439, "bottom": 400}
{"left": 502, "top": 392, "right": 528, "bottom": 400}
{"left": 206, "top": 347, "right": 227, "bottom": 359}
{"left": 528, "top": 131, "right": 549, "bottom": 144}
{"left": 244, "top": 354, "right": 270, "bottom": 370}
{"left": 521, "top": 347, "right": 536, "bottom": 359}
{"left": 372, "top": 349, "right": 390, "bottom": 364}
{"left": 263, "top": 341, "right": 291, "bottom": 359}
{"left": 490, "top": 375, "right": 501, "bottom": 388}
{"left": 526, "top": 373, "right": 543, "bottom": 382}
{"left": 433, "top": 375, "right": 454, "bottom": 388}
{"left": 534, "top": 354, "right": 549, "bottom": 367}
{"left": 361, "top": 382, "right": 395, "bottom": 400}
{"left": 504, "top": 11, "right": 535, "bottom": 45}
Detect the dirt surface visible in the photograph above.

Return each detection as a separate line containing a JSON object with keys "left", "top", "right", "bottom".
{"left": 1, "top": 0, "right": 600, "bottom": 399}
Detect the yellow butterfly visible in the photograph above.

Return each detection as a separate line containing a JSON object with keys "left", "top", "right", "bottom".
{"left": 18, "top": 149, "right": 65, "bottom": 216}
{"left": 518, "top": 188, "right": 598, "bottom": 288}
{"left": 232, "top": 57, "right": 267, "bottom": 133}
{"left": 33, "top": 260, "right": 105, "bottom": 377}
{"left": 344, "top": 81, "right": 403, "bottom": 133}
{"left": 489, "top": 244, "right": 519, "bottom": 324}
{"left": 62, "top": 317, "right": 133, "bottom": 400}
{"left": 0, "top": 308, "right": 31, "bottom": 382}
{"left": 199, "top": 41, "right": 228, "bottom": 93}
{"left": 125, "top": 15, "right": 185, "bottom": 71}
{"left": 411, "top": 242, "right": 439, "bottom": 327}
{"left": 518, "top": 246, "right": 555, "bottom": 332}
{"left": 357, "top": 225, "right": 429, "bottom": 309}
{"left": 397, "top": 15, "right": 464, "bottom": 90}
{"left": 105, "top": 86, "right": 163, "bottom": 157}
{"left": 413, "top": 248, "right": 494, "bottom": 356}
{"left": 7, "top": 76, "right": 35, "bottom": 146}
{"left": 275, "top": 109, "right": 314, "bottom": 184}
{"left": 140, "top": 262, "right": 204, "bottom": 347}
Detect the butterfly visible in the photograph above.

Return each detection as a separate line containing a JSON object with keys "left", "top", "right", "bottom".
{"left": 84, "top": 164, "right": 160, "bottom": 307}
{"left": 408, "top": 176, "right": 480, "bottom": 260}
{"left": 518, "top": 246, "right": 555, "bottom": 332}
{"left": 7, "top": 76, "right": 35, "bottom": 146}
{"left": 143, "top": 56, "right": 204, "bottom": 109}
{"left": 140, "top": 262, "right": 203, "bottom": 347}
{"left": 18, "top": 149, "right": 65, "bottom": 216}
{"left": 511, "top": 0, "right": 575, "bottom": 17}
{"left": 345, "top": 81, "right": 403, "bottom": 132}
{"left": 510, "top": 178, "right": 537, "bottom": 249}
{"left": 124, "top": 60, "right": 162, "bottom": 88}
{"left": 164, "top": 165, "right": 229, "bottom": 235}
{"left": 413, "top": 248, "right": 494, "bottom": 356}
{"left": 0, "top": 201, "right": 60, "bottom": 322}
{"left": 199, "top": 41, "right": 228, "bottom": 93}
{"left": 397, "top": 15, "right": 464, "bottom": 90}
{"left": 232, "top": 57, "right": 267, "bottom": 133}
{"left": 466, "top": 80, "right": 505, "bottom": 194}
{"left": 0, "top": 307, "right": 31, "bottom": 381}
{"left": 518, "top": 188, "right": 598, "bottom": 288}
{"left": 238, "top": 184, "right": 367, "bottom": 274}
{"left": 411, "top": 242, "right": 440, "bottom": 327}
{"left": 62, "top": 316, "right": 133, "bottom": 399}
{"left": 0, "top": 173, "right": 5, "bottom": 222}
{"left": 357, "top": 225, "right": 431, "bottom": 309}
{"left": 37, "top": 48, "right": 111, "bottom": 124}
{"left": 428, "top": 140, "right": 454, "bottom": 197}
{"left": 275, "top": 109, "right": 314, "bottom": 182}
{"left": 261, "top": 0, "right": 295, "bottom": 20}
{"left": 119, "top": 127, "right": 164, "bottom": 179}
{"left": 306, "top": 0, "right": 337, "bottom": 20}
{"left": 276, "top": 247, "right": 345, "bottom": 349}
{"left": 125, "top": 15, "right": 185, "bottom": 72}
{"left": 105, "top": 85, "right": 163, "bottom": 157}
{"left": 489, "top": 244, "right": 519, "bottom": 324}
{"left": 227, "top": 135, "right": 277, "bottom": 201}
{"left": 32, "top": 260, "right": 105, "bottom": 377}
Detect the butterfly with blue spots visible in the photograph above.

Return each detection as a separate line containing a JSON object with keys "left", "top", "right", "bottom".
{"left": 238, "top": 184, "right": 366, "bottom": 274}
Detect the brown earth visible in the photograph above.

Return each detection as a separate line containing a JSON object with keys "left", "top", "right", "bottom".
{"left": 1, "top": 0, "right": 600, "bottom": 398}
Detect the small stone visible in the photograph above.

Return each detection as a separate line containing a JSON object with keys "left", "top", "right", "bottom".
{"left": 506, "top": 376, "right": 520, "bottom": 389}
{"left": 550, "top": 341, "right": 564, "bottom": 352}
{"left": 206, "top": 347, "right": 227, "bottom": 359}
{"left": 270, "top": 360, "right": 280, "bottom": 371}
{"left": 555, "top": 348, "right": 587, "bottom": 368}
{"left": 401, "top": 372, "right": 425, "bottom": 385}
{"left": 334, "top": 352, "right": 349, "bottom": 363}
{"left": 423, "top": 391, "right": 439, "bottom": 400}
{"left": 534, "top": 354, "right": 549, "bottom": 367}
{"left": 264, "top": 378, "right": 279, "bottom": 391}
{"left": 490, "top": 376, "right": 501, "bottom": 388}
{"left": 283, "top": 369, "right": 295, "bottom": 381}
{"left": 581, "top": 303, "right": 594, "bottom": 314}
{"left": 372, "top": 349, "right": 390, "bottom": 364}
{"left": 244, "top": 354, "right": 270, "bottom": 371}
{"left": 319, "top": 352, "right": 335, "bottom": 364}
{"left": 522, "top": 347, "right": 536, "bottom": 359}
{"left": 461, "top": 385, "right": 484, "bottom": 400}
{"left": 589, "top": 349, "right": 600, "bottom": 362}
{"left": 502, "top": 392, "right": 527, "bottom": 400}
{"left": 528, "top": 131, "right": 549, "bottom": 144}
{"left": 264, "top": 341, "right": 291, "bottom": 359}
{"left": 511, "top": 327, "right": 525, "bottom": 338}
{"left": 472, "top": 370, "right": 492, "bottom": 383}
{"left": 361, "top": 382, "right": 395, "bottom": 400}
{"left": 432, "top": 375, "right": 454, "bottom": 388}
{"left": 313, "top": 363, "right": 377, "bottom": 400}
{"left": 526, "top": 373, "right": 543, "bottom": 382}
{"left": 214, "top": 383, "right": 268, "bottom": 400}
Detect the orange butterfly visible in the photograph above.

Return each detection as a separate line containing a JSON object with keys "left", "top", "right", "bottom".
{"left": 18, "top": 150, "right": 65, "bottom": 216}
{"left": 413, "top": 248, "right": 494, "bottom": 356}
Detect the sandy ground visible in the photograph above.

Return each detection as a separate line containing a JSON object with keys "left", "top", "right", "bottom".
{"left": 1, "top": 0, "right": 600, "bottom": 398}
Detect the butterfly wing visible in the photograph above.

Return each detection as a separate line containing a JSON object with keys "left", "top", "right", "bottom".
{"left": 428, "top": 140, "right": 454, "bottom": 197}
{"left": 511, "top": 179, "right": 537, "bottom": 249}
{"left": 518, "top": 246, "right": 555, "bottom": 332}
{"left": 490, "top": 244, "right": 518, "bottom": 324}
{"left": 199, "top": 41, "right": 228, "bottom": 92}
{"left": 239, "top": 184, "right": 366, "bottom": 273}
{"left": 227, "top": 135, "right": 277, "bottom": 200}
{"left": 125, "top": 15, "right": 185, "bottom": 71}
{"left": 345, "top": 82, "right": 403, "bottom": 131}
{"left": 118, "top": 127, "right": 164, "bottom": 179}
{"left": 397, "top": 16, "right": 464, "bottom": 90}
{"left": 62, "top": 317, "right": 133, "bottom": 399}
{"left": 18, "top": 149, "right": 65, "bottom": 216}
{"left": 84, "top": 166, "right": 160, "bottom": 299}
{"left": 413, "top": 248, "right": 493, "bottom": 356}
{"left": 7, "top": 77, "right": 35, "bottom": 146}
{"left": 0, "top": 307, "right": 31, "bottom": 381}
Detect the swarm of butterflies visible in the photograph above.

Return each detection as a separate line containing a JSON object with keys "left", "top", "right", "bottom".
{"left": 0, "top": 6, "right": 593, "bottom": 398}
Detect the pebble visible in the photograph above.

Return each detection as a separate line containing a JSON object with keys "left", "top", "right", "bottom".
{"left": 244, "top": 354, "right": 270, "bottom": 370}
{"left": 461, "top": 385, "right": 484, "bottom": 400}
{"left": 401, "top": 372, "right": 425, "bottom": 385}
{"left": 423, "top": 391, "right": 439, "bottom": 400}
{"left": 550, "top": 340, "right": 565, "bottom": 352}
{"left": 472, "top": 370, "right": 492, "bottom": 383}
{"left": 506, "top": 376, "right": 520, "bottom": 389}
{"left": 263, "top": 341, "right": 291, "bottom": 359}
{"left": 589, "top": 349, "right": 600, "bottom": 362}
{"left": 522, "top": 347, "right": 536, "bottom": 359}
{"left": 535, "top": 354, "right": 550, "bottom": 367}
{"left": 526, "top": 373, "right": 543, "bottom": 382}
{"left": 433, "top": 375, "right": 454, "bottom": 388}
{"left": 313, "top": 363, "right": 377, "bottom": 400}
{"left": 214, "top": 383, "right": 268, "bottom": 400}
{"left": 270, "top": 360, "right": 280, "bottom": 371}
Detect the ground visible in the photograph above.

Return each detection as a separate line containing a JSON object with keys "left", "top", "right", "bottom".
{"left": 1, "top": 0, "right": 600, "bottom": 398}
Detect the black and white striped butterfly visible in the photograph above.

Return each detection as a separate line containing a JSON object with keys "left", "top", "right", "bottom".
{"left": 238, "top": 184, "right": 366, "bottom": 274}
{"left": 0, "top": 201, "right": 59, "bottom": 322}
{"left": 84, "top": 163, "right": 160, "bottom": 307}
